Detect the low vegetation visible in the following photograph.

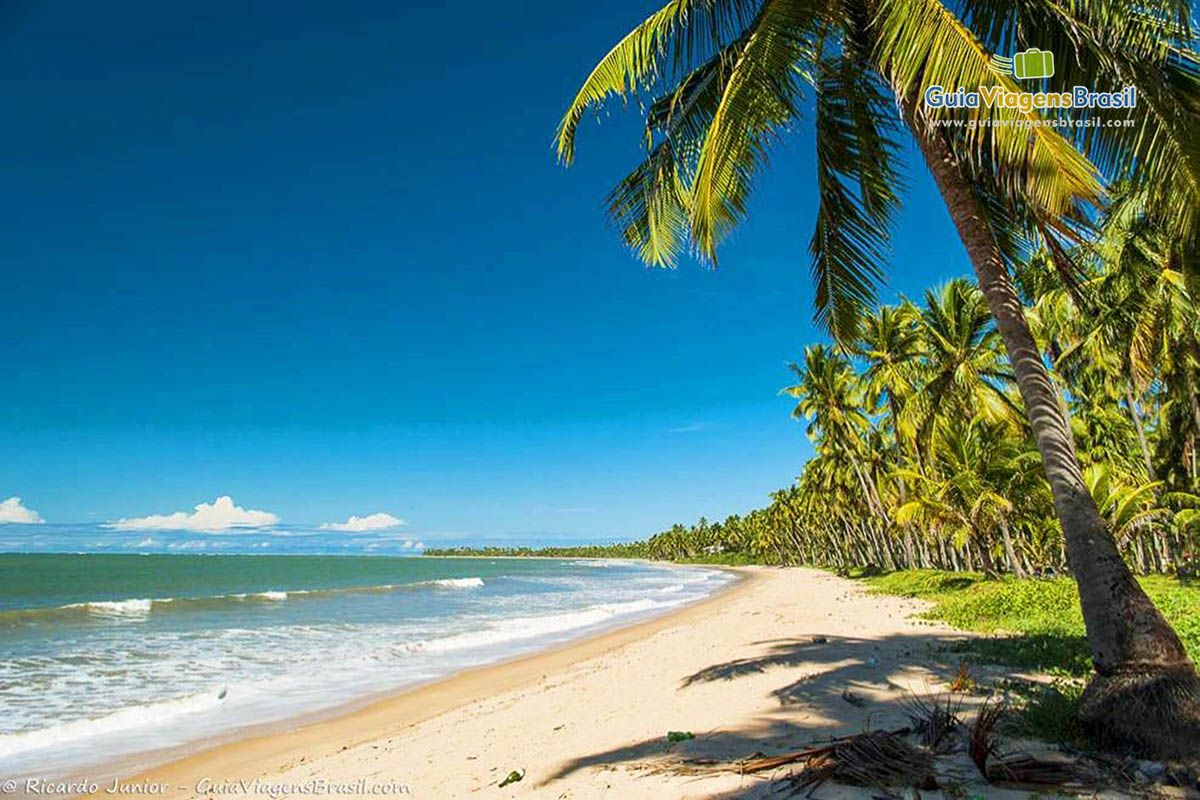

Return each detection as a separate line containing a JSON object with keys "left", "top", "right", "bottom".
{"left": 862, "top": 569, "right": 1200, "bottom": 676}
{"left": 863, "top": 569, "right": 1200, "bottom": 747}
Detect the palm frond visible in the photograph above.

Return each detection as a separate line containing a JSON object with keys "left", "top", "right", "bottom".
{"left": 605, "top": 141, "right": 693, "bottom": 267}
{"left": 689, "top": 0, "right": 822, "bottom": 259}
{"left": 555, "top": 0, "right": 760, "bottom": 165}
{"left": 987, "top": 0, "right": 1200, "bottom": 250}
{"left": 810, "top": 45, "right": 906, "bottom": 341}
{"left": 873, "top": 0, "right": 1103, "bottom": 223}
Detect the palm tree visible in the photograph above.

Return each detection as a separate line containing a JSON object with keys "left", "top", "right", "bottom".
{"left": 856, "top": 302, "right": 922, "bottom": 456}
{"left": 896, "top": 417, "right": 1023, "bottom": 574}
{"left": 904, "top": 280, "right": 1019, "bottom": 447}
{"left": 785, "top": 345, "right": 891, "bottom": 530}
{"left": 555, "top": 0, "right": 1200, "bottom": 753}
{"left": 1085, "top": 465, "right": 1171, "bottom": 553}
{"left": 1090, "top": 192, "right": 1200, "bottom": 494}
{"left": 856, "top": 303, "right": 925, "bottom": 565}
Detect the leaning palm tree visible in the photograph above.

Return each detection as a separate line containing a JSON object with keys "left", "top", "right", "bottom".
{"left": 555, "top": 0, "right": 1200, "bottom": 753}
{"left": 856, "top": 303, "right": 923, "bottom": 564}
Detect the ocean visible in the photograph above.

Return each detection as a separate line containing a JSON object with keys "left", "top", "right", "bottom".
{"left": 0, "top": 553, "right": 732, "bottom": 778}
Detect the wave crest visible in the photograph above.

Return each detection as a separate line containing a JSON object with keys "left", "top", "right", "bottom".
{"left": 427, "top": 577, "right": 484, "bottom": 589}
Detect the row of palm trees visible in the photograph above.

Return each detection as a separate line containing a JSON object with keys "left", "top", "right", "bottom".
{"left": 554, "top": 0, "right": 1200, "bottom": 754}
{"left": 642, "top": 248, "right": 1200, "bottom": 577}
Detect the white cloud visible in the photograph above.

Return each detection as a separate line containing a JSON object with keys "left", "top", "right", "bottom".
{"left": 107, "top": 496, "right": 280, "bottom": 532}
{"left": 320, "top": 512, "right": 404, "bottom": 532}
{"left": 0, "top": 497, "right": 44, "bottom": 524}
{"left": 128, "top": 537, "right": 158, "bottom": 548}
{"left": 168, "top": 540, "right": 208, "bottom": 550}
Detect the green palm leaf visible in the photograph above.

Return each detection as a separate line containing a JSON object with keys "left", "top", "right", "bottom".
{"left": 873, "top": 0, "right": 1103, "bottom": 223}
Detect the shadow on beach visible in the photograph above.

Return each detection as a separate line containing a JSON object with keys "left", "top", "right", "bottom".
{"left": 540, "top": 629, "right": 1028, "bottom": 798}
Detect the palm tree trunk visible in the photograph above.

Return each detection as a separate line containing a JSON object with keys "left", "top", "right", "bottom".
{"left": 1125, "top": 382, "right": 1157, "bottom": 482}
{"left": 1133, "top": 533, "right": 1147, "bottom": 574}
{"left": 1000, "top": 521, "right": 1026, "bottom": 578}
{"left": 847, "top": 452, "right": 890, "bottom": 532}
{"left": 901, "top": 97, "right": 1199, "bottom": 755}
{"left": 889, "top": 396, "right": 920, "bottom": 569}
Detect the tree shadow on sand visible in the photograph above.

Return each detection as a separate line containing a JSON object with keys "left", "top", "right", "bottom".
{"left": 538, "top": 630, "right": 1026, "bottom": 798}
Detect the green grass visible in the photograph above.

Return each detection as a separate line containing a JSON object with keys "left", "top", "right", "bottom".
{"left": 863, "top": 569, "right": 1200, "bottom": 674}
{"left": 1004, "top": 678, "right": 1089, "bottom": 747}
{"left": 861, "top": 569, "right": 1200, "bottom": 745}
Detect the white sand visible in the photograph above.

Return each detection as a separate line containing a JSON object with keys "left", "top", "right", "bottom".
{"left": 123, "top": 566, "right": 1081, "bottom": 799}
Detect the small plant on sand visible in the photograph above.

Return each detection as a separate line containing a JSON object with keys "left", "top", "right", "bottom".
{"left": 666, "top": 731, "right": 694, "bottom": 745}
{"left": 949, "top": 662, "right": 977, "bottom": 693}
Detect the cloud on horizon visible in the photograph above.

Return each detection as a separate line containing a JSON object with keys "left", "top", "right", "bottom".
{"left": 0, "top": 496, "right": 44, "bottom": 524}
{"left": 107, "top": 496, "right": 280, "bottom": 532}
{"left": 320, "top": 512, "right": 405, "bottom": 532}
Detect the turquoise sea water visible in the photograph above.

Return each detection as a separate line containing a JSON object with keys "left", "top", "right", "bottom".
{"left": 0, "top": 553, "right": 731, "bottom": 778}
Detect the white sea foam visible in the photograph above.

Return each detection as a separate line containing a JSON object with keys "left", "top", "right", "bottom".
{"left": 0, "top": 688, "right": 227, "bottom": 759}
{"left": 0, "top": 562, "right": 727, "bottom": 780}
{"left": 66, "top": 598, "right": 156, "bottom": 617}
{"left": 428, "top": 577, "right": 484, "bottom": 589}
{"left": 14, "top": 578, "right": 487, "bottom": 624}
{"left": 391, "top": 598, "right": 669, "bottom": 656}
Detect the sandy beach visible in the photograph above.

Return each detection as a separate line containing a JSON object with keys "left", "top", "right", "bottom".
{"left": 80, "top": 565, "right": 1064, "bottom": 800}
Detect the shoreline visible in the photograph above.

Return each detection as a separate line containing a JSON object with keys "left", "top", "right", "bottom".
{"left": 48, "top": 565, "right": 1030, "bottom": 799}
{"left": 75, "top": 564, "right": 755, "bottom": 795}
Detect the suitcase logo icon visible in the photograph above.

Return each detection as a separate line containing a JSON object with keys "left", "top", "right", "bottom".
{"left": 988, "top": 49, "right": 1055, "bottom": 80}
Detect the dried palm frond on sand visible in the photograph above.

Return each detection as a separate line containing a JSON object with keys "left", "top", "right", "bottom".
{"left": 739, "top": 729, "right": 937, "bottom": 793}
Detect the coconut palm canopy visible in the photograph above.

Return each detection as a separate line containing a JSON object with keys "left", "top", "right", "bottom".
{"left": 645, "top": 269, "right": 1198, "bottom": 578}
{"left": 556, "top": 0, "right": 1200, "bottom": 340}
{"left": 558, "top": 0, "right": 1200, "bottom": 758}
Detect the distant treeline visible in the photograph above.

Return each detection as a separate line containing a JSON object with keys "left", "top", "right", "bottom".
{"left": 423, "top": 544, "right": 651, "bottom": 559}
{"left": 431, "top": 265, "right": 1200, "bottom": 577}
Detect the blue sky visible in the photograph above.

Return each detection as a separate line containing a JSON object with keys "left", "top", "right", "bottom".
{"left": 0, "top": 0, "right": 965, "bottom": 546}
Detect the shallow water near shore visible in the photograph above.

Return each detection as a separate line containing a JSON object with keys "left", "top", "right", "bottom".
{"left": 0, "top": 553, "right": 732, "bottom": 778}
